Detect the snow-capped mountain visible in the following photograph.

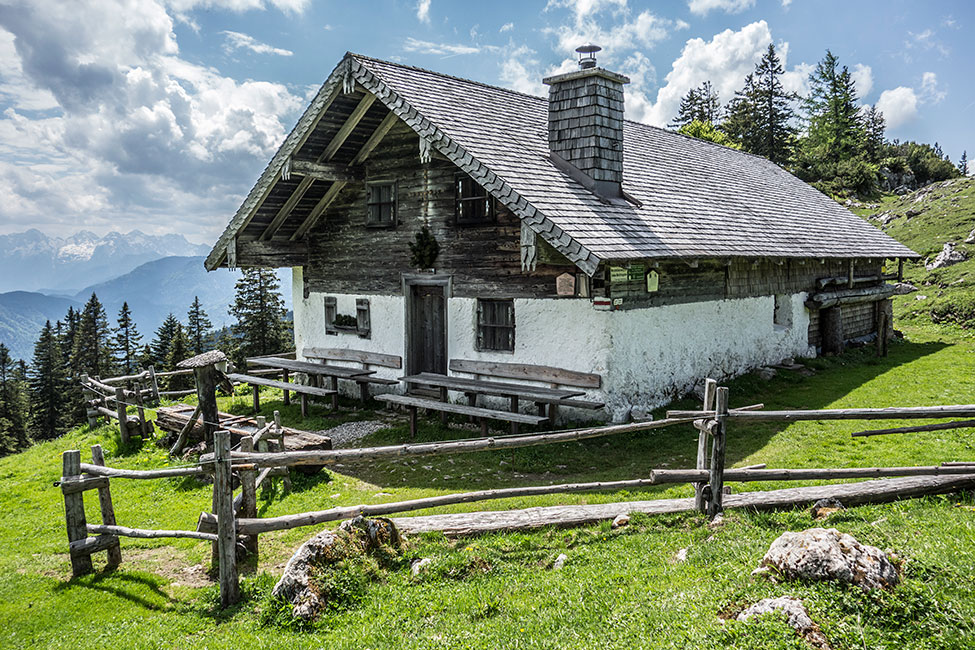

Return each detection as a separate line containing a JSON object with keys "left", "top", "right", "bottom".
{"left": 0, "top": 229, "right": 211, "bottom": 293}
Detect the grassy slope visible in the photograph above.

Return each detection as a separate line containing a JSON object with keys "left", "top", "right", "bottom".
{"left": 2, "top": 326, "right": 975, "bottom": 648}
{"left": 852, "top": 176, "right": 975, "bottom": 332}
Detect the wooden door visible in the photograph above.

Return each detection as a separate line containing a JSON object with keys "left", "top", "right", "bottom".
{"left": 408, "top": 284, "right": 447, "bottom": 376}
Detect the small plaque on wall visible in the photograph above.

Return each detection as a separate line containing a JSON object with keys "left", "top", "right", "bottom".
{"left": 556, "top": 272, "right": 576, "bottom": 296}
{"left": 609, "top": 266, "right": 628, "bottom": 284}
{"left": 646, "top": 270, "right": 659, "bottom": 292}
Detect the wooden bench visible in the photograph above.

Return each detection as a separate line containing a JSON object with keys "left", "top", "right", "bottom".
{"left": 302, "top": 347, "right": 401, "bottom": 402}
{"left": 226, "top": 373, "right": 337, "bottom": 418}
{"left": 448, "top": 359, "right": 604, "bottom": 424}
{"left": 375, "top": 394, "right": 548, "bottom": 438}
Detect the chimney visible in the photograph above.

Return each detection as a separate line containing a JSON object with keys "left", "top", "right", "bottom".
{"left": 543, "top": 44, "right": 630, "bottom": 199}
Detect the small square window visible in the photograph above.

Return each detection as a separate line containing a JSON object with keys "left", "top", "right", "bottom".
{"left": 456, "top": 175, "right": 495, "bottom": 225}
{"left": 367, "top": 182, "right": 396, "bottom": 227}
{"left": 773, "top": 294, "right": 792, "bottom": 330}
{"left": 477, "top": 299, "right": 515, "bottom": 351}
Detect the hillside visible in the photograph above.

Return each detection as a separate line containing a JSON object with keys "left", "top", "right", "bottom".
{"left": 852, "top": 176, "right": 975, "bottom": 330}
{"left": 0, "top": 291, "right": 82, "bottom": 360}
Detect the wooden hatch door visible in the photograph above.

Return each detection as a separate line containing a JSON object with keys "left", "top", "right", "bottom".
{"left": 408, "top": 283, "right": 447, "bottom": 378}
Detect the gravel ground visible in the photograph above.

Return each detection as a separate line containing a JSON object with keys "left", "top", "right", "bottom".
{"left": 319, "top": 420, "right": 390, "bottom": 448}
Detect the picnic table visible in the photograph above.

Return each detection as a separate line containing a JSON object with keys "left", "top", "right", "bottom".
{"left": 247, "top": 357, "right": 375, "bottom": 412}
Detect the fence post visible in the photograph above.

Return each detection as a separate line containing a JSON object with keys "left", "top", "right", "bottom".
{"left": 148, "top": 365, "right": 160, "bottom": 403}
{"left": 62, "top": 450, "right": 94, "bottom": 577}
{"left": 213, "top": 428, "right": 239, "bottom": 607}
{"left": 90, "top": 444, "right": 122, "bottom": 568}
{"left": 274, "top": 410, "right": 291, "bottom": 492}
{"left": 132, "top": 387, "right": 149, "bottom": 438}
{"left": 81, "top": 374, "right": 98, "bottom": 429}
{"left": 239, "top": 437, "right": 258, "bottom": 557}
{"left": 114, "top": 386, "right": 130, "bottom": 445}
{"left": 707, "top": 387, "right": 729, "bottom": 520}
{"left": 694, "top": 378, "right": 717, "bottom": 513}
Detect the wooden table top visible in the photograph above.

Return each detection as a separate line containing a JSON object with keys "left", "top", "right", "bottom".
{"left": 248, "top": 357, "right": 375, "bottom": 379}
{"left": 400, "top": 372, "right": 585, "bottom": 401}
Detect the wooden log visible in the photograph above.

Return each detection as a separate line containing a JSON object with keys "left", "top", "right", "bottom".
{"left": 239, "top": 438, "right": 258, "bottom": 556}
{"left": 650, "top": 466, "right": 975, "bottom": 483}
{"left": 942, "top": 461, "right": 975, "bottom": 467}
{"left": 852, "top": 419, "right": 975, "bottom": 437}
{"left": 115, "top": 387, "right": 129, "bottom": 444}
{"left": 194, "top": 364, "right": 219, "bottom": 445}
{"left": 60, "top": 475, "right": 110, "bottom": 495}
{"left": 85, "top": 524, "right": 217, "bottom": 543}
{"left": 821, "top": 305, "right": 844, "bottom": 356}
{"left": 81, "top": 374, "right": 98, "bottom": 428}
{"left": 85, "top": 376, "right": 118, "bottom": 394}
{"left": 154, "top": 368, "right": 196, "bottom": 378}
{"left": 80, "top": 463, "right": 208, "bottom": 479}
{"left": 132, "top": 386, "right": 149, "bottom": 438}
{"left": 204, "top": 415, "right": 704, "bottom": 469}
{"left": 159, "top": 389, "right": 198, "bottom": 398}
{"left": 148, "top": 365, "right": 160, "bottom": 402}
{"left": 62, "top": 450, "right": 93, "bottom": 577}
{"left": 707, "top": 387, "right": 728, "bottom": 519}
{"left": 282, "top": 369, "right": 290, "bottom": 406}
{"left": 694, "top": 378, "right": 717, "bottom": 513}
{"left": 213, "top": 429, "right": 239, "bottom": 607}
{"left": 90, "top": 444, "right": 122, "bottom": 567}
{"left": 668, "top": 405, "right": 975, "bottom": 421}
{"left": 101, "top": 370, "right": 149, "bottom": 384}
{"left": 69, "top": 534, "right": 120, "bottom": 555}
{"left": 170, "top": 404, "right": 202, "bottom": 457}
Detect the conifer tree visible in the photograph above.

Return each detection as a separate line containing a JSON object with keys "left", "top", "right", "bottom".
{"left": 863, "top": 105, "right": 886, "bottom": 163}
{"left": 802, "top": 50, "right": 864, "bottom": 164}
{"left": 0, "top": 343, "right": 29, "bottom": 455}
{"left": 72, "top": 293, "right": 113, "bottom": 377}
{"left": 960, "top": 151, "right": 969, "bottom": 176}
{"left": 230, "top": 268, "right": 288, "bottom": 365}
{"left": 721, "top": 74, "right": 759, "bottom": 150}
{"left": 186, "top": 297, "right": 212, "bottom": 355}
{"left": 151, "top": 314, "right": 182, "bottom": 367}
{"left": 670, "top": 80, "right": 721, "bottom": 128}
{"left": 164, "top": 325, "right": 192, "bottom": 390}
{"left": 28, "top": 321, "right": 68, "bottom": 440}
{"left": 113, "top": 302, "right": 143, "bottom": 375}
{"left": 750, "top": 43, "right": 798, "bottom": 165}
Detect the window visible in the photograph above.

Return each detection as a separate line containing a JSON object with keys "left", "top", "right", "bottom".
{"left": 355, "top": 298, "right": 371, "bottom": 339}
{"left": 456, "top": 174, "right": 495, "bottom": 225}
{"left": 367, "top": 182, "right": 396, "bottom": 227}
{"left": 773, "top": 294, "right": 792, "bottom": 330}
{"left": 477, "top": 299, "right": 515, "bottom": 351}
{"left": 325, "top": 296, "right": 371, "bottom": 338}
{"left": 324, "top": 296, "right": 338, "bottom": 335}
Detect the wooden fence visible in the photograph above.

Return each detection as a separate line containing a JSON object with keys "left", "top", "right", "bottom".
{"left": 60, "top": 376, "right": 975, "bottom": 609}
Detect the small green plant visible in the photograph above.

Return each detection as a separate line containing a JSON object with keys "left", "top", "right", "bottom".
{"left": 333, "top": 314, "right": 358, "bottom": 328}
{"left": 408, "top": 226, "right": 440, "bottom": 269}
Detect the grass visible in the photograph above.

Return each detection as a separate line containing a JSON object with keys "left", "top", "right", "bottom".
{"left": 2, "top": 323, "right": 975, "bottom": 648}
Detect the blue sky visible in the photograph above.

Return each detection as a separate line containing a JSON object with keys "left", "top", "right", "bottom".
{"left": 0, "top": 0, "right": 970, "bottom": 244}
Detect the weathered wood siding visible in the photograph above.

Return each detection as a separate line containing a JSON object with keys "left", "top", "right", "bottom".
{"left": 807, "top": 302, "right": 880, "bottom": 348}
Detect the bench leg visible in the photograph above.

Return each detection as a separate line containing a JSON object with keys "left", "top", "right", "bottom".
{"left": 439, "top": 387, "right": 449, "bottom": 425}
{"left": 510, "top": 396, "right": 520, "bottom": 435}
{"left": 466, "top": 392, "right": 477, "bottom": 423}
{"left": 547, "top": 404, "right": 558, "bottom": 429}
{"left": 300, "top": 394, "right": 308, "bottom": 418}
{"left": 331, "top": 377, "right": 339, "bottom": 411}
{"left": 359, "top": 381, "right": 369, "bottom": 404}
{"left": 282, "top": 370, "right": 290, "bottom": 406}
{"left": 409, "top": 406, "right": 417, "bottom": 440}
{"left": 480, "top": 418, "right": 489, "bottom": 436}
{"left": 252, "top": 385, "right": 260, "bottom": 413}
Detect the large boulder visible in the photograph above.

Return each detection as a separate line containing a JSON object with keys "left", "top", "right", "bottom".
{"left": 760, "top": 528, "right": 899, "bottom": 591}
{"left": 926, "top": 242, "right": 966, "bottom": 270}
{"left": 737, "top": 596, "right": 830, "bottom": 649}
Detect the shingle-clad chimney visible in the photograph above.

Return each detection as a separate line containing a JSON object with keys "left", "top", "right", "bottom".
{"left": 543, "top": 44, "right": 630, "bottom": 199}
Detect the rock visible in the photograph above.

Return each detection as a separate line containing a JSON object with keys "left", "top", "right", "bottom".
{"left": 905, "top": 208, "right": 922, "bottom": 217}
{"left": 915, "top": 294, "right": 927, "bottom": 300}
{"left": 926, "top": 242, "right": 966, "bottom": 270}
{"left": 552, "top": 553, "right": 568, "bottom": 570}
{"left": 630, "top": 407, "right": 653, "bottom": 422}
{"left": 809, "top": 497, "right": 845, "bottom": 520}
{"left": 737, "top": 596, "right": 830, "bottom": 649}
{"left": 611, "top": 513, "right": 630, "bottom": 529}
{"left": 894, "top": 185, "right": 912, "bottom": 195}
{"left": 674, "top": 548, "right": 688, "bottom": 563}
{"left": 410, "top": 557, "right": 432, "bottom": 577}
{"left": 965, "top": 228, "right": 975, "bottom": 244}
{"left": 757, "top": 367, "right": 777, "bottom": 381}
{"left": 893, "top": 282, "right": 918, "bottom": 295}
{"left": 760, "top": 528, "right": 899, "bottom": 591}
{"left": 750, "top": 566, "right": 772, "bottom": 579}
{"left": 708, "top": 514, "right": 724, "bottom": 529}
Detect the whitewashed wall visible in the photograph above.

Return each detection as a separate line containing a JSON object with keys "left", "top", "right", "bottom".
{"left": 292, "top": 268, "right": 813, "bottom": 423}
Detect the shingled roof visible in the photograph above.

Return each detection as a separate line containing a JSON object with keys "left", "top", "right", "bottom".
{"left": 206, "top": 52, "right": 917, "bottom": 274}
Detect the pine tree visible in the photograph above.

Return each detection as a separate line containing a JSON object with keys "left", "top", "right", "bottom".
{"left": 113, "top": 302, "right": 143, "bottom": 375}
{"left": 186, "top": 297, "right": 212, "bottom": 356}
{"left": 0, "top": 343, "right": 29, "bottom": 455}
{"left": 749, "top": 43, "right": 798, "bottom": 165}
{"left": 151, "top": 314, "right": 182, "bottom": 367}
{"left": 960, "top": 151, "right": 969, "bottom": 176}
{"left": 72, "top": 293, "right": 113, "bottom": 378}
{"left": 230, "top": 268, "right": 288, "bottom": 366}
{"left": 670, "top": 81, "right": 721, "bottom": 128}
{"left": 863, "top": 105, "right": 887, "bottom": 164}
{"left": 28, "top": 321, "right": 68, "bottom": 440}
{"left": 802, "top": 50, "right": 864, "bottom": 165}
{"left": 721, "top": 74, "right": 759, "bottom": 151}
{"left": 164, "top": 325, "right": 192, "bottom": 389}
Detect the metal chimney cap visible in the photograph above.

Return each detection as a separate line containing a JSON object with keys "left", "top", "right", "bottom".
{"left": 576, "top": 43, "right": 601, "bottom": 54}
{"left": 576, "top": 43, "right": 600, "bottom": 70}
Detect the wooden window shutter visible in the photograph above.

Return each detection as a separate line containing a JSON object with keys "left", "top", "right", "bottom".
{"left": 324, "top": 296, "right": 337, "bottom": 335}
{"left": 356, "top": 298, "right": 371, "bottom": 339}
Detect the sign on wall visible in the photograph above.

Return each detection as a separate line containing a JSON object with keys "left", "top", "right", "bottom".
{"left": 646, "top": 270, "right": 659, "bottom": 292}
{"left": 556, "top": 272, "right": 576, "bottom": 296}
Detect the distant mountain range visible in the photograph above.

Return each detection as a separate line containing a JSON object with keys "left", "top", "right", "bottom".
{"left": 0, "top": 250, "right": 291, "bottom": 361}
{"left": 0, "top": 229, "right": 211, "bottom": 293}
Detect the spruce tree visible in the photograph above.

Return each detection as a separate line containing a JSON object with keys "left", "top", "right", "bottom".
{"left": 113, "top": 302, "right": 143, "bottom": 375}
{"left": 186, "top": 297, "right": 212, "bottom": 356}
{"left": 164, "top": 325, "right": 192, "bottom": 389}
{"left": 0, "top": 343, "right": 29, "bottom": 455}
{"left": 863, "top": 105, "right": 887, "bottom": 164}
{"left": 750, "top": 43, "right": 797, "bottom": 165}
{"left": 72, "top": 293, "right": 113, "bottom": 378}
{"left": 670, "top": 81, "right": 721, "bottom": 128}
{"left": 28, "top": 321, "right": 68, "bottom": 440}
{"left": 151, "top": 314, "right": 182, "bottom": 366}
{"left": 802, "top": 50, "right": 865, "bottom": 165}
{"left": 960, "top": 151, "right": 969, "bottom": 176}
{"left": 721, "top": 74, "right": 759, "bottom": 151}
{"left": 230, "top": 268, "right": 288, "bottom": 365}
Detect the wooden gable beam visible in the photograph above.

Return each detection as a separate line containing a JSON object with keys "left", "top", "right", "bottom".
{"left": 288, "top": 109, "right": 399, "bottom": 242}
{"left": 260, "top": 93, "right": 377, "bottom": 241}
{"left": 289, "top": 159, "right": 364, "bottom": 183}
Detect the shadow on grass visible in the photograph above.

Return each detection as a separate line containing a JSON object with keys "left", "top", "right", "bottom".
{"left": 56, "top": 569, "right": 177, "bottom": 612}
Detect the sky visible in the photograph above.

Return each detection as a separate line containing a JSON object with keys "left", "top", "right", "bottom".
{"left": 0, "top": 0, "right": 970, "bottom": 245}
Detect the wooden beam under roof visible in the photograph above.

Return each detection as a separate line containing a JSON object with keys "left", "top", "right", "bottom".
{"left": 290, "top": 181, "right": 347, "bottom": 242}
{"left": 350, "top": 111, "right": 399, "bottom": 165}
{"left": 260, "top": 93, "right": 377, "bottom": 241}
{"left": 289, "top": 159, "right": 364, "bottom": 183}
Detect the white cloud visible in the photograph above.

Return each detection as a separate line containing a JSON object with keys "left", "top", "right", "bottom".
{"left": 403, "top": 38, "right": 483, "bottom": 56}
{"left": 222, "top": 31, "right": 293, "bottom": 56}
{"left": 781, "top": 61, "right": 813, "bottom": 97}
{"left": 500, "top": 22, "right": 514, "bottom": 33}
{"left": 851, "top": 63, "right": 873, "bottom": 98}
{"left": 876, "top": 86, "right": 918, "bottom": 129}
{"left": 919, "top": 71, "right": 946, "bottom": 104}
{"left": 545, "top": 0, "right": 627, "bottom": 24}
{"left": 544, "top": 6, "right": 684, "bottom": 59}
{"left": 164, "top": 0, "right": 309, "bottom": 13}
{"left": 642, "top": 20, "right": 772, "bottom": 126}
{"left": 781, "top": 0, "right": 792, "bottom": 6}
{"left": 499, "top": 45, "right": 547, "bottom": 96}
{"left": 416, "top": 0, "right": 431, "bottom": 24}
{"left": 687, "top": 0, "right": 755, "bottom": 16}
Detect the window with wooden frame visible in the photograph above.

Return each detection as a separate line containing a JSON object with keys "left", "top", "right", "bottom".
{"left": 366, "top": 181, "right": 396, "bottom": 227}
{"left": 355, "top": 298, "right": 371, "bottom": 339}
{"left": 324, "top": 296, "right": 338, "bottom": 335}
{"left": 476, "top": 299, "right": 515, "bottom": 352}
{"left": 455, "top": 174, "right": 495, "bottom": 225}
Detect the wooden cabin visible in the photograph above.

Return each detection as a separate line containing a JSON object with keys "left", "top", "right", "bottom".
{"left": 205, "top": 49, "right": 917, "bottom": 421}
